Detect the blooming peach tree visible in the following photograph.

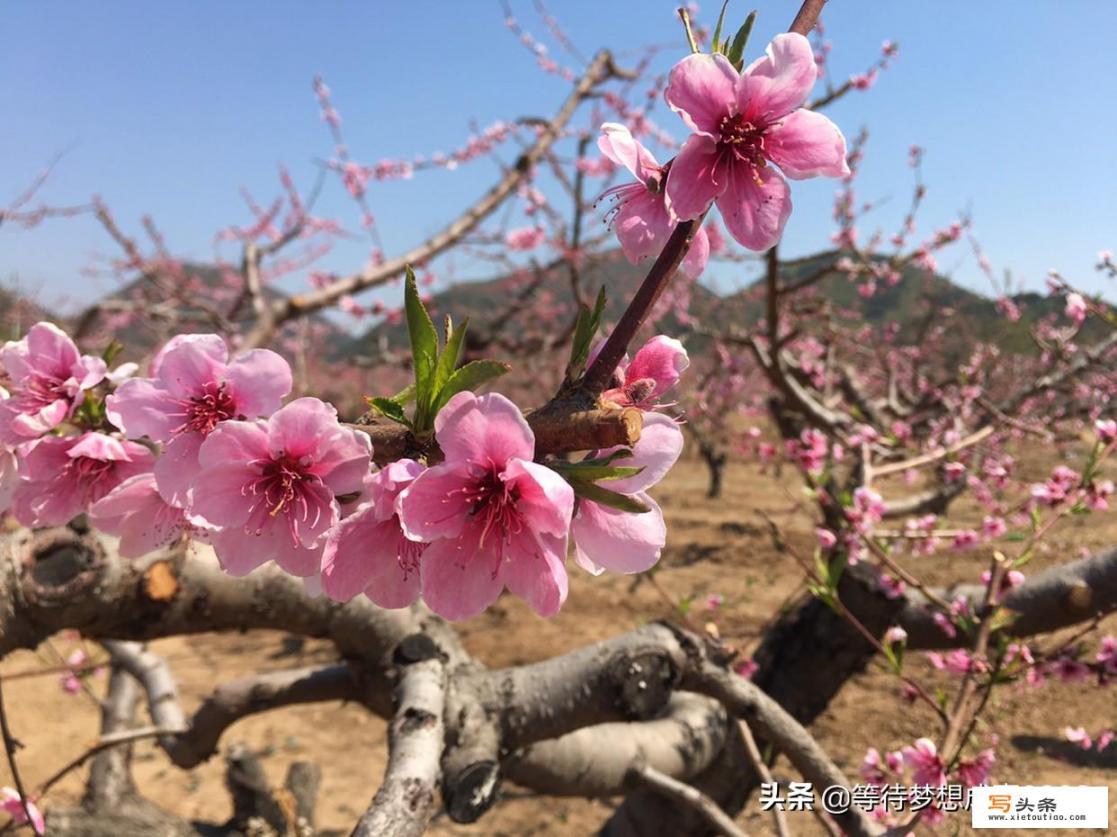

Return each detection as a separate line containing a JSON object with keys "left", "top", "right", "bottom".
{"left": 1, "top": 3, "right": 1115, "bottom": 836}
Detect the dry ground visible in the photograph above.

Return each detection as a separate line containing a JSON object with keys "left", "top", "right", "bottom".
{"left": 2, "top": 448, "right": 1115, "bottom": 835}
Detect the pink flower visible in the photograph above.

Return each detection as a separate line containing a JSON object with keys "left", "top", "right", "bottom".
{"left": 190, "top": 398, "right": 371, "bottom": 577}
{"left": 1065, "top": 726, "right": 1092, "bottom": 749}
{"left": 572, "top": 412, "right": 683, "bottom": 576}
{"left": 0, "top": 321, "right": 107, "bottom": 444}
{"left": 1065, "top": 292, "right": 1087, "bottom": 326}
{"left": 90, "top": 473, "right": 190, "bottom": 558}
{"left": 597, "top": 123, "right": 709, "bottom": 278}
{"left": 956, "top": 749, "right": 995, "bottom": 787}
{"left": 397, "top": 392, "right": 574, "bottom": 620}
{"left": 1096, "top": 636, "right": 1117, "bottom": 672}
{"left": 860, "top": 747, "right": 887, "bottom": 785}
{"left": 1096, "top": 419, "right": 1117, "bottom": 444}
{"left": 320, "top": 459, "right": 428, "bottom": 608}
{"left": 902, "top": 738, "right": 946, "bottom": 786}
{"left": 0, "top": 788, "right": 44, "bottom": 835}
{"left": 663, "top": 34, "right": 849, "bottom": 250}
{"left": 884, "top": 626, "right": 908, "bottom": 645}
{"left": 600, "top": 335, "right": 690, "bottom": 409}
{"left": 1096, "top": 730, "right": 1114, "bottom": 751}
{"left": 108, "top": 334, "right": 292, "bottom": 507}
{"left": 815, "top": 527, "right": 837, "bottom": 549}
{"left": 13, "top": 433, "right": 153, "bottom": 526}
{"left": 505, "top": 226, "right": 547, "bottom": 251}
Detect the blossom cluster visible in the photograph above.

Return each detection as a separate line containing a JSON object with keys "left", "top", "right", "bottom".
{"left": 0, "top": 323, "right": 687, "bottom": 621}
{"left": 599, "top": 31, "right": 850, "bottom": 278}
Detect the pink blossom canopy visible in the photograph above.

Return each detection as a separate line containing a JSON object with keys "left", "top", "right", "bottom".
{"left": 397, "top": 391, "right": 574, "bottom": 620}
{"left": 664, "top": 34, "right": 849, "bottom": 251}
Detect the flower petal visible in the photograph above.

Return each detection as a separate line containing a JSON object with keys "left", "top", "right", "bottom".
{"left": 154, "top": 432, "right": 205, "bottom": 508}
{"left": 501, "top": 531, "right": 569, "bottom": 617}
{"left": 665, "top": 52, "right": 740, "bottom": 136}
{"left": 664, "top": 134, "right": 728, "bottom": 221}
{"left": 607, "top": 413, "right": 685, "bottom": 495}
{"left": 738, "top": 32, "right": 818, "bottom": 122}
{"left": 597, "top": 122, "right": 661, "bottom": 186}
{"left": 716, "top": 163, "right": 792, "bottom": 251}
{"left": 681, "top": 223, "right": 710, "bottom": 279}
{"left": 106, "top": 378, "right": 183, "bottom": 441}
{"left": 154, "top": 336, "right": 227, "bottom": 399}
{"left": 435, "top": 391, "right": 534, "bottom": 467}
{"left": 420, "top": 526, "right": 505, "bottom": 620}
{"left": 397, "top": 462, "right": 475, "bottom": 541}
{"left": 225, "top": 349, "right": 293, "bottom": 418}
{"left": 613, "top": 189, "right": 673, "bottom": 263}
{"left": 572, "top": 492, "right": 666, "bottom": 574}
{"left": 501, "top": 459, "right": 574, "bottom": 537}
{"left": 766, "top": 109, "right": 849, "bottom": 180}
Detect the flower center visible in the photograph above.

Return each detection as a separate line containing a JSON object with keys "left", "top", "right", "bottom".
{"left": 15, "top": 372, "right": 71, "bottom": 412}
{"left": 67, "top": 456, "right": 118, "bottom": 505}
{"left": 718, "top": 113, "right": 768, "bottom": 168}
{"left": 397, "top": 535, "right": 426, "bottom": 579}
{"left": 245, "top": 454, "right": 312, "bottom": 520}
{"left": 175, "top": 381, "right": 238, "bottom": 436}
{"left": 453, "top": 467, "right": 523, "bottom": 572}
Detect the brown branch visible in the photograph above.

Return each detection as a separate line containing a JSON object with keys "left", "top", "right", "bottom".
{"left": 0, "top": 678, "right": 39, "bottom": 834}
{"left": 242, "top": 49, "right": 629, "bottom": 347}
{"left": 737, "top": 721, "right": 791, "bottom": 837}
{"left": 354, "top": 653, "right": 446, "bottom": 837}
{"left": 352, "top": 406, "right": 642, "bottom": 466}
{"left": 789, "top": 0, "right": 828, "bottom": 36}
{"left": 626, "top": 762, "right": 748, "bottom": 837}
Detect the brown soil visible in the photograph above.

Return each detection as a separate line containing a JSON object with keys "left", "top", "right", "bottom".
{"left": 2, "top": 451, "right": 1115, "bottom": 835}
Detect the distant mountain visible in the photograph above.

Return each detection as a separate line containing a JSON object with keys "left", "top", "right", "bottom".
{"left": 0, "top": 285, "right": 52, "bottom": 343}
{"left": 347, "top": 248, "right": 1083, "bottom": 362}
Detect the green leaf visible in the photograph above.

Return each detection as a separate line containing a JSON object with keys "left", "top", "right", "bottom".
{"left": 569, "top": 480, "right": 651, "bottom": 514}
{"left": 101, "top": 339, "right": 125, "bottom": 367}
{"left": 366, "top": 396, "right": 411, "bottom": 427}
{"left": 404, "top": 266, "right": 439, "bottom": 405}
{"left": 433, "top": 360, "right": 510, "bottom": 412}
{"left": 434, "top": 316, "right": 469, "bottom": 394}
{"left": 711, "top": 0, "right": 730, "bottom": 54}
{"left": 391, "top": 383, "right": 417, "bottom": 405}
{"left": 549, "top": 461, "right": 644, "bottom": 482}
{"left": 566, "top": 287, "right": 607, "bottom": 381}
{"left": 726, "top": 10, "right": 757, "bottom": 70}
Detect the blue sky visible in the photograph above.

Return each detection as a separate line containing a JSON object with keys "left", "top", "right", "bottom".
{"left": 2, "top": 0, "right": 1114, "bottom": 317}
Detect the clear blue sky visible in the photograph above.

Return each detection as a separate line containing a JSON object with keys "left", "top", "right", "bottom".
{"left": 2, "top": 0, "right": 1114, "bottom": 316}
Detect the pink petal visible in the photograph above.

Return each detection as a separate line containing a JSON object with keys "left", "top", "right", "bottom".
{"left": 197, "top": 420, "right": 270, "bottom": 470}
{"left": 597, "top": 122, "right": 661, "bottom": 186}
{"left": 24, "top": 321, "right": 81, "bottom": 376}
{"left": 716, "top": 163, "right": 791, "bottom": 251}
{"left": 225, "top": 349, "right": 293, "bottom": 417}
{"left": 266, "top": 397, "right": 341, "bottom": 459}
{"left": 665, "top": 52, "right": 740, "bottom": 136}
{"left": 501, "top": 459, "right": 574, "bottom": 537}
{"left": 189, "top": 463, "right": 255, "bottom": 528}
{"left": 309, "top": 425, "right": 373, "bottom": 497}
{"left": 664, "top": 134, "right": 728, "bottom": 221}
{"left": 626, "top": 337, "right": 690, "bottom": 401}
{"left": 150, "top": 334, "right": 228, "bottom": 377}
{"left": 606, "top": 412, "right": 685, "bottom": 495}
{"left": 738, "top": 32, "right": 818, "bottom": 122}
{"left": 209, "top": 525, "right": 287, "bottom": 577}
{"left": 397, "top": 462, "right": 475, "bottom": 541}
{"left": 435, "top": 391, "right": 534, "bottom": 467}
{"left": 766, "top": 109, "right": 849, "bottom": 180}
{"left": 613, "top": 189, "right": 673, "bottom": 263}
{"left": 154, "top": 336, "right": 227, "bottom": 399}
{"left": 321, "top": 504, "right": 420, "bottom": 607}
{"left": 106, "top": 378, "right": 183, "bottom": 441}
{"left": 572, "top": 492, "right": 666, "bottom": 574}
{"left": 153, "top": 432, "right": 205, "bottom": 508}
{"left": 420, "top": 527, "right": 505, "bottom": 620}
{"left": 90, "top": 474, "right": 185, "bottom": 558}
{"left": 501, "top": 530, "right": 569, "bottom": 617}
{"left": 681, "top": 223, "right": 710, "bottom": 278}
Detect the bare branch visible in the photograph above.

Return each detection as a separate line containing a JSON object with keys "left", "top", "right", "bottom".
{"left": 627, "top": 762, "right": 748, "bottom": 837}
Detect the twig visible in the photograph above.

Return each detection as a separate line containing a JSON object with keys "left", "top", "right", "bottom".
{"left": 0, "top": 679, "right": 40, "bottom": 835}
{"left": 737, "top": 720, "right": 791, "bottom": 837}
{"left": 627, "top": 761, "right": 748, "bottom": 837}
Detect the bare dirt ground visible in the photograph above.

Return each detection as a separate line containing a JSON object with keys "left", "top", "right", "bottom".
{"left": 2, "top": 449, "right": 1115, "bottom": 835}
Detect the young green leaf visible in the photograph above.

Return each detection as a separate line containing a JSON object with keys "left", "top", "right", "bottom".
{"left": 433, "top": 360, "right": 510, "bottom": 412}
{"left": 726, "top": 10, "right": 757, "bottom": 70}
{"left": 566, "top": 287, "right": 607, "bottom": 381}
{"left": 549, "top": 461, "right": 644, "bottom": 482}
{"left": 365, "top": 396, "right": 411, "bottom": 427}
{"left": 404, "top": 266, "right": 439, "bottom": 402}
{"left": 711, "top": 0, "right": 730, "bottom": 54}
{"left": 434, "top": 316, "right": 469, "bottom": 394}
{"left": 568, "top": 480, "right": 651, "bottom": 514}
